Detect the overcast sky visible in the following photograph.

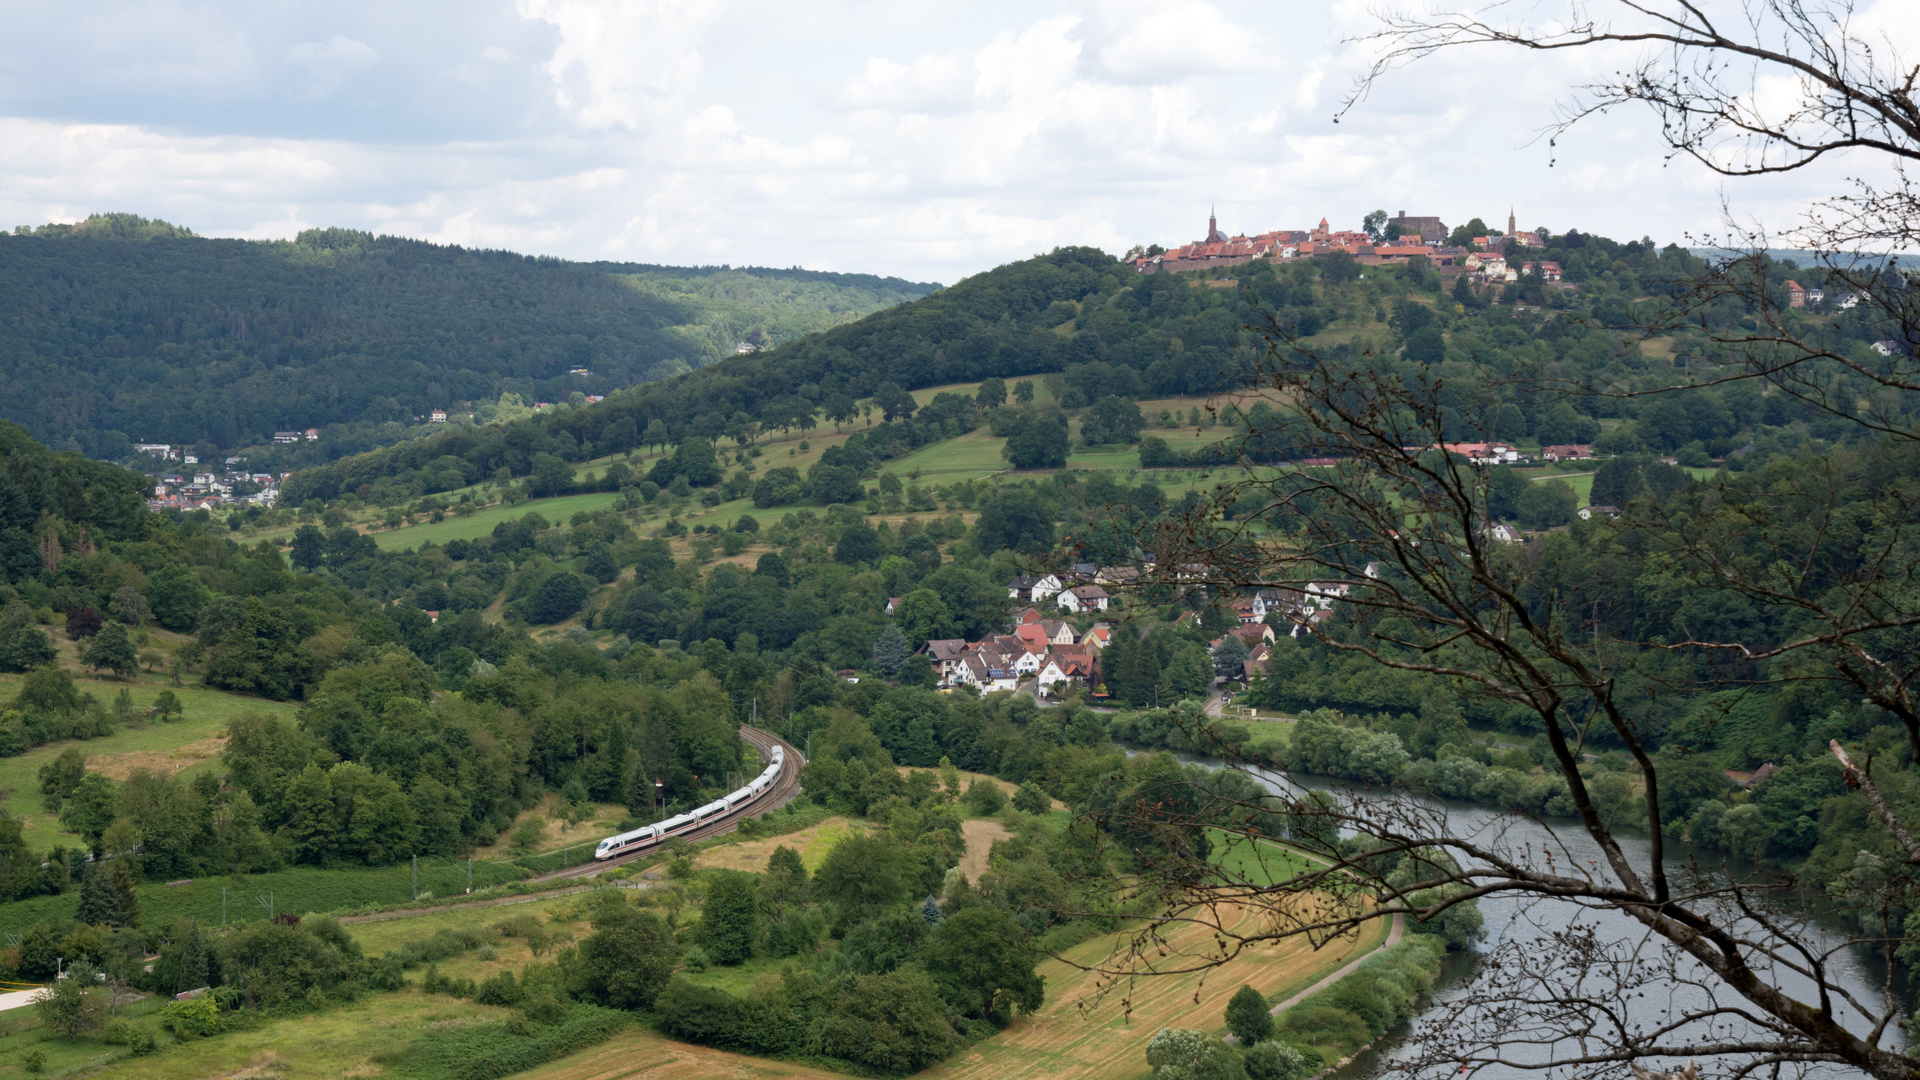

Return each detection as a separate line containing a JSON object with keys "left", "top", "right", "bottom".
{"left": 0, "top": 0, "right": 1905, "bottom": 283}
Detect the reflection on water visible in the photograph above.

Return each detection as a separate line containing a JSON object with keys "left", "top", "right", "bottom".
{"left": 1139, "top": 746, "right": 1906, "bottom": 1079}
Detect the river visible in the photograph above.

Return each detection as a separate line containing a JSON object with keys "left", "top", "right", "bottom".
{"left": 1154, "top": 750, "right": 1905, "bottom": 1079}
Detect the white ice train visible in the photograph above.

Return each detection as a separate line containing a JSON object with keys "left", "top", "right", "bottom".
{"left": 594, "top": 744, "right": 785, "bottom": 860}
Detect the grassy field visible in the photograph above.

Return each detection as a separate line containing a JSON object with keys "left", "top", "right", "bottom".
{"left": 880, "top": 429, "right": 1011, "bottom": 483}
{"left": 1536, "top": 470, "right": 1595, "bottom": 503}
{"left": 0, "top": 666, "right": 298, "bottom": 840}
{"left": 690, "top": 816, "right": 866, "bottom": 875}
{"left": 82, "top": 993, "right": 518, "bottom": 1080}
{"left": 1213, "top": 834, "right": 1315, "bottom": 887}
{"left": 372, "top": 491, "right": 623, "bottom": 551}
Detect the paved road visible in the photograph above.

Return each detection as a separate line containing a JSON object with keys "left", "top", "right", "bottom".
{"left": 1266, "top": 911, "right": 1405, "bottom": 1016}
{"left": 0, "top": 988, "right": 38, "bottom": 1013}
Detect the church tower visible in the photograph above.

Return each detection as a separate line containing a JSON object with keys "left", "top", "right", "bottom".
{"left": 1508, "top": 207, "right": 1516, "bottom": 237}
{"left": 1206, "top": 205, "right": 1226, "bottom": 243}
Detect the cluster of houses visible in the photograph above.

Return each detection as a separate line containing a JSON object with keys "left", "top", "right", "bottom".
{"left": 918, "top": 609, "right": 1111, "bottom": 698}
{"left": 1134, "top": 208, "right": 1559, "bottom": 283}
{"left": 901, "top": 561, "right": 1386, "bottom": 699}
{"left": 147, "top": 464, "right": 283, "bottom": 513}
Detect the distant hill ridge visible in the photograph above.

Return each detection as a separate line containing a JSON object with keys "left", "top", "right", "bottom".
{"left": 0, "top": 213, "right": 938, "bottom": 460}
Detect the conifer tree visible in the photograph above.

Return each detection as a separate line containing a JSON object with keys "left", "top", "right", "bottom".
{"left": 922, "top": 894, "right": 944, "bottom": 925}
{"left": 75, "top": 862, "right": 139, "bottom": 928}
{"left": 870, "top": 623, "right": 911, "bottom": 675}
{"left": 178, "top": 922, "right": 209, "bottom": 994}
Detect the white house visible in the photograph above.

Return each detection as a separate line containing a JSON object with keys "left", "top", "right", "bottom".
{"left": 1057, "top": 585, "right": 1110, "bottom": 613}
{"left": 1577, "top": 505, "right": 1621, "bottom": 521}
{"left": 956, "top": 655, "right": 1019, "bottom": 695}
{"left": 1035, "top": 658, "right": 1071, "bottom": 698}
{"left": 1008, "top": 574, "right": 1063, "bottom": 604}
{"left": 979, "top": 638, "right": 1044, "bottom": 677}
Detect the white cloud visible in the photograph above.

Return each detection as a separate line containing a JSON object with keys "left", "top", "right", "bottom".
{"left": 0, "top": 0, "right": 1886, "bottom": 281}
{"left": 286, "top": 35, "right": 380, "bottom": 98}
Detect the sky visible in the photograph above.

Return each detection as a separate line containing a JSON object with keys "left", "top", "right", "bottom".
{"left": 0, "top": 0, "right": 1907, "bottom": 283}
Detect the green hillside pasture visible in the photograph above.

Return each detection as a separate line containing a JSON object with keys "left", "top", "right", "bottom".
{"left": 84, "top": 994, "right": 526, "bottom": 1080}
{"left": 0, "top": 674, "right": 298, "bottom": 839}
{"left": 1531, "top": 470, "right": 1595, "bottom": 503}
{"left": 342, "top": 890, "right": 591, "bottom": 961}
{"left": 879, "top": 428, "right": 1010, "bottom": 482}
{"left": 374, "top": 491, "right": 620, "bottom": 551}
{"left": 0, "top": 856, "right": 532, "bottom": 942}
{"left": 1212, "top": 831, "right": 1314, "bottom": 886}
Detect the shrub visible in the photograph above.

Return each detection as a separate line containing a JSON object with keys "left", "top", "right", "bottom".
{"left": 1244, "top": 1041, "right": 1308, "bottom": 1080}
{"left": 159, "top": 994, "right": 221, "bottom": 1038}
{"left": 1012, "top": 782, "right": 1050, "bottom": 815}
{"left": 1146, "top": 1027, "right": 1245, "bottom": 1080}
{"left": 654, "top": 976, "right": 738, "bottom": 1045}
{"left": 815, "top": 969, "right": 955, "bottom": 1072}
{"left": 475, "top": 970, "right": 524, "bottom": 1006}
{"left": 963, "top": 778, "right": 1007, "bottom": 815}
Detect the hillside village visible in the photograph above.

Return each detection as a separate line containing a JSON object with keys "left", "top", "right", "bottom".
{"left": 917, "top": 565, "right": 1355, "bottom": 702}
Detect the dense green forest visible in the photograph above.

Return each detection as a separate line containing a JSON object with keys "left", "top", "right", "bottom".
{"left": 0, "top": 213, "right": 936, "bottom": 462}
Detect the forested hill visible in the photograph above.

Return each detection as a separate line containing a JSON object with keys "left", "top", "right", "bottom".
{"left": 284, "top": 229, "right": 1901, "bottom": 506}
{"left": 0, "top": 213, "right": 937, "bottom": 459}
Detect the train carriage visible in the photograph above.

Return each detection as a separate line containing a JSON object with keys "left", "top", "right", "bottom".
{"left": 593, "top": 741, "right": 790, "bottom": 861}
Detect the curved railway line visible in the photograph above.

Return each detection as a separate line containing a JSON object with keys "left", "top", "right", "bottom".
{"left": 530, "top": 725, "right": 805, "bottom": 884}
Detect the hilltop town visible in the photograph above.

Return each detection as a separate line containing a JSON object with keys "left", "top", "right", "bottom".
{"left": 1132, "top": 208, "right": 1563, "bottom": 284}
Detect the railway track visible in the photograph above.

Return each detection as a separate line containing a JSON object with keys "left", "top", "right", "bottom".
{"left": 530, "top": 725, "right": 805, "bottom": 884}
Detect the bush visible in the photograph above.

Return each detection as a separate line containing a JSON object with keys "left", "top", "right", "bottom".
{"left": 1146, "top": 1027, "right": 1245, "bottom": 1080}
{"left": 475, "top": 970, "right": 524, "bottom": 1006}
{"left": 653, "top": 976, "right": 739, "bottom": 1045}
{"left": 101, "top": 1019, "right": 157, "bottom": 1053}
{"left": 1244, "top": 1041, "right": 1308, "bottom": 1080}
{"left": 963, "top": 778, "right": 1007, "bottom": 815}
{"left": 159, "top": 994, "right": 221, "bottom": 1038}
{"left": 1012, "top": 782, "right": 1050, "bottom": 815}
{"left": 381, "top": 1003, "right": 630, "bottom": 1080}
{"left": 1274, "top": 938, "right": 1444, "bottom": 1055}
